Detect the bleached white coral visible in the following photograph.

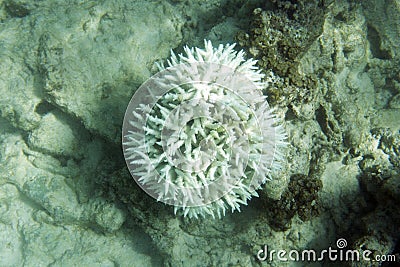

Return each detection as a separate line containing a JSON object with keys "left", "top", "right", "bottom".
{"left": 122, "top": 40, "right": 287, "bottom": 219}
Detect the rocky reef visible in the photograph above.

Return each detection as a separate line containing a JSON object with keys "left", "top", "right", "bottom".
{"left": 0, "top": 0, "right": 399, "bottom": 266}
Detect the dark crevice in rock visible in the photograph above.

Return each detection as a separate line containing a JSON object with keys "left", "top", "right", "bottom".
{"left": 316, "top": 105, "right": 330, "bottom": 137}
{"left": 367, "top": 24, "right": 391, "bottom": 60}
{"left": 4, "top": 0, "right": 30, "bottom": 18}
{"left": 34, "top": 100, "right": 55, "bottom": 116}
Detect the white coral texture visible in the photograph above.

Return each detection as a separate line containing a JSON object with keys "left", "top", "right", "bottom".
{"left": 123, "top": 40, "right": 287, "bottom": 219}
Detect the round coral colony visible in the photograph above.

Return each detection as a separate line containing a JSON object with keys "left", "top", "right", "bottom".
{"left": 122, "top": 40, "right": 287, "bottom": 219}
